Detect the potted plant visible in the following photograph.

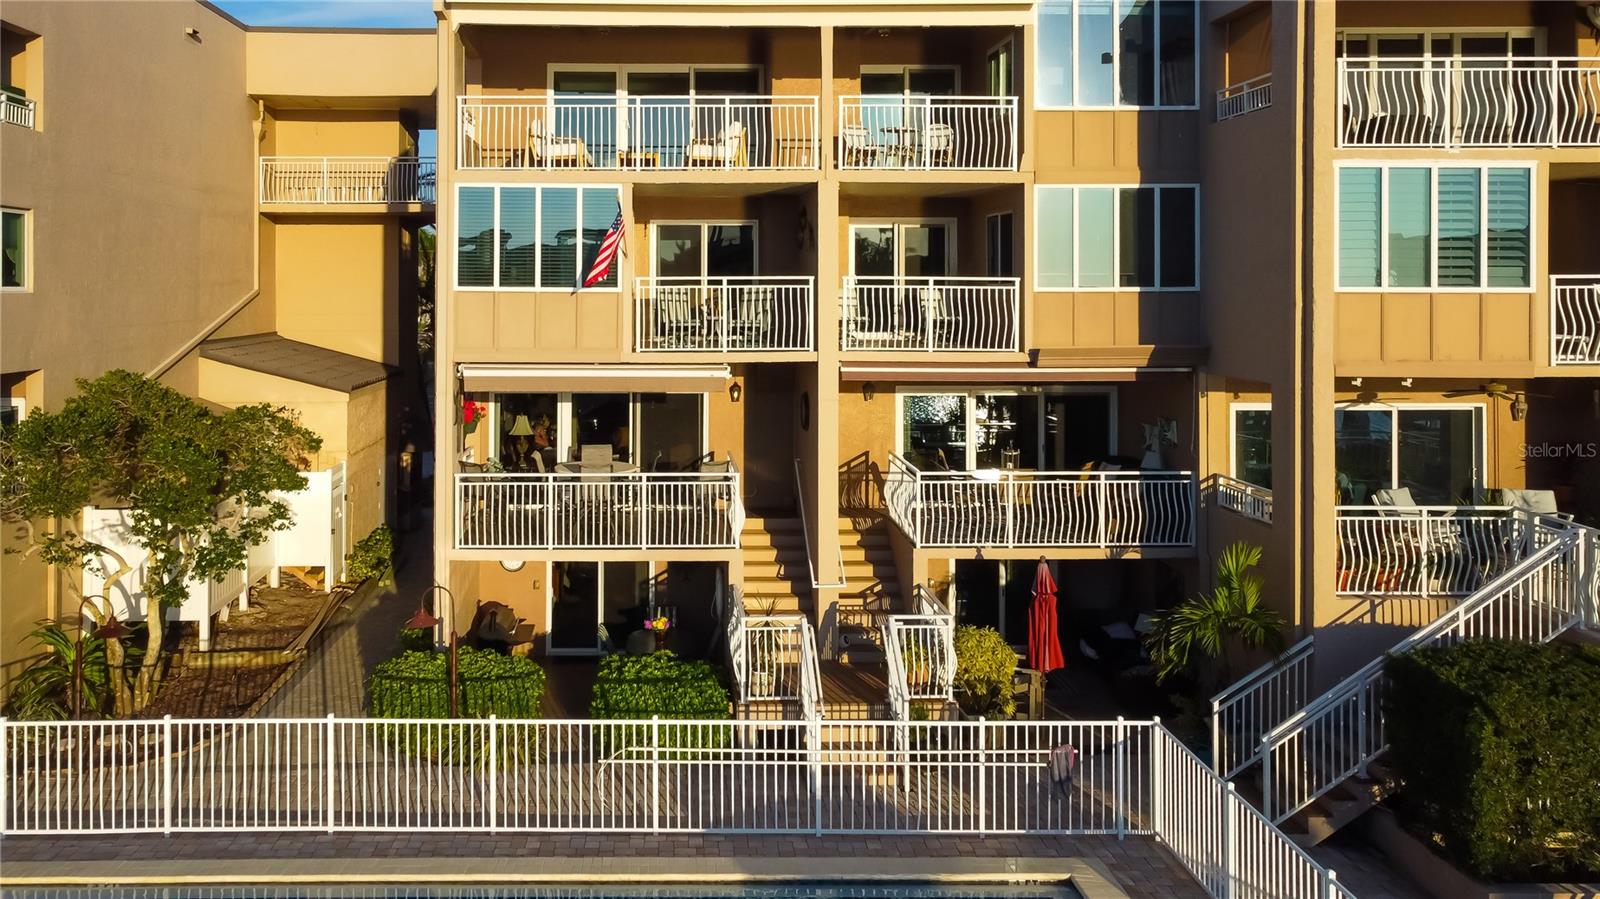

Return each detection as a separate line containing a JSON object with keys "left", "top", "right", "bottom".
{"left": 461, "top": 398, "right": 486, "bottom": 435}
{"left": 1145, "top": 542, "right": 1286, "bottom": 693}
{"left": 644, "top": 615, "right": 671, "bottom": 652}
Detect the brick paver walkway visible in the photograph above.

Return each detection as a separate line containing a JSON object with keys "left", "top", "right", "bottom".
{"left": 0, "top": 832, "right": 1204, "bottom": 898}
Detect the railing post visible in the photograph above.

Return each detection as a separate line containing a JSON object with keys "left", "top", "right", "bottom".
{"left": 1419, "top": 512, "right": 1431, "bottom": 600}
{"left": 1357, "top": 684, "right": 1369, "bottom": 778}
{"left": 0, "top": 716, "right": 7, "bottom": 836}
{"left": 1005, "top": 475, "right": 1016, "bottom": 548}
{"left": 488, "top": 715, "right": 498, "bottom": 833}
{"left": 1260, "top": 736, "right": 1273, "bottom": 822}
{"left": 1222, "top": 782, "right": 1238, "bottom": 899}
{"left": 324, "top": 713, "right": 335, "bottom": 833}
{"left": 162, "top": 715, "right": 174, "bottom": 836}
{"left": 976, "top": 716, "right": 987, "bottom": 834}
{"left": 1324, "top": 869, "right": 1341, "bottom": 899}
{"left": 809, "top": 715, "right": 822, "bottom": 836}
{"left": 321, "top": 157, "right": 330, "bottom": 204}
{"left": 1097, "top": 476, "right": 1109, "bottom": 548}
{"left": 1547, "top": 60, "right": 1559, "bottom": 148}
{"left": 1209, "top": 701, "right": 1221, "bottom": 780}
{"left": 1151, "top": 717, "right": 1164, "bottom": 840}
{"left": 1115, "top": 716, "right": 1126, "bottom": 840}
{"left": 650, "top": 715, "right": 661, "bottom": 834}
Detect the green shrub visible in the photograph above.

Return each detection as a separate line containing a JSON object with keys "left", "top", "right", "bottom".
{"left": 952, "top": 625, "right": 1016, "bottom": 719}
{"left": 1385, "top": 640, "right": 1600, "bottom": 882}
{"left": 368, "top": 647, "right": 545, "bottom": 719}
{"left": 345, "top": 525, "right": 394, "bottom": 585}
{"left": 589, "top": 651, "right": 731, "bottom": 753}
{"left": 397, "top": 626, "right": 434, "bottom": 653}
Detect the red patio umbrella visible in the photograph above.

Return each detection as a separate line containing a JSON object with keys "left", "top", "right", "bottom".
{"left": 1028, "top": 558, "right": 1066, "bottom": 674}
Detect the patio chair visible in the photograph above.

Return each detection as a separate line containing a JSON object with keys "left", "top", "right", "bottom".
{"left": 730, "top": 287, "right": 774, "bottom": 347}
{"left": 580, "top": 443, "right": 615, "bottom": 472}
{"left": 1501, "top": 488, "right": 1569, "bottom": 520}
{"left": 921, "top": 284, "right": 963, "bottom": 348}
{"left": 686, "top": 121, "right": 747, "bottom": 168}
{"left": 923, "top": 123, "right": 955, "bottom": 166}
{"left": 839, "top": 125, "right": 887, "bottom": 167}
{"left": 529, "top": 118, "right": 592, "bottom": 168}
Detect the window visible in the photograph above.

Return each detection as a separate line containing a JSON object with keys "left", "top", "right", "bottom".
{"left": 1034, "top": 185, "right": 1198, "bottom": 290}
{"left": 0, "top": 396, "right": 23, "bottom": 429}
{"left": 454, "top": 185, "right": 621, "bottom": 290}
{"left": 1334, "top": 406, "right": 1482, "bottom": 504}
{"left": 1231, "top": 405, "right": 1272, "bottom": 489}
{"left": 2, "top": 207, "right": 26, "bottom": 289}
{"left": 899, "top": 388, "right": 1116, "bottom": 471}
{"left": 850, "top": 222, "right": 952, "bottom": 278}
{"left": 1037, "top": 0, "right": 1197, "bottom": 108}
{"left": 491, "top": 391, "right": 709, "bottom": 473}
{"left": 651, "top": 222, "right": 756, "bottom": 278}
{"left": 986, "top": 212, "right": 1015, "bottom": 277}
{"left": 1336, "top": 164, "right": 1533, "bottom": 290}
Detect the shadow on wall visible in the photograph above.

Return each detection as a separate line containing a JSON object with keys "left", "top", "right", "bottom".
{"left": 1312, "top": 594, "right": 1453, "bottom": 690}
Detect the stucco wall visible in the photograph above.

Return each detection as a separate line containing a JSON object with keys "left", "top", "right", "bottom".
{"left": 273, "top": 218, "right": 403, "bottom": 365}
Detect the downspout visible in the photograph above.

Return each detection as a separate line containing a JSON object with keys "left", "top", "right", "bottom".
{"left": 146, "top": 99, "right": 266, "bottom": 381}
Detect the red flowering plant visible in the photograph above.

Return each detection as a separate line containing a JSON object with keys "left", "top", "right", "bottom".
{"left": 461, "top": 398, "right": 487, "bottom": 434}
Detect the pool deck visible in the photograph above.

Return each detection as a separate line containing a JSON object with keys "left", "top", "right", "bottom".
{"left": 0, "top": 833, "right": 1205, "bottom": 899}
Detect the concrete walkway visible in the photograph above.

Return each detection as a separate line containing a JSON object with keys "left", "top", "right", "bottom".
{"left": 256, "top": 518, "right": 435, "bottom": 718}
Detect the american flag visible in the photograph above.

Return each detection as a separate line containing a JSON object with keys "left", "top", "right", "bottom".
{"left": 582, "top": 203, "right": 626, "bottom": 288}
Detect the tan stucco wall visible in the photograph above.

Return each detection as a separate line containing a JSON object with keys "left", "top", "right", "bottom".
{"left": 245, "top": 30, "right": 437, "bottom": 103}
{"left": 344, "top": 380, "right": 392, "bottom": 544}
{"left": 268, "top": 110, "right": 416, "bottom": 157}
{"left": 272, "top": 218, "right": 404, "bottom": 365}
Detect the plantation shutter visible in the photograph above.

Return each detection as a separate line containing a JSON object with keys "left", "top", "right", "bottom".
{"left": 1486, "top": 167, "right": 1531, "bottom": 289}
{"left": 1386, "top": 168, "right": 1431, "bottom": 288}
{"left": 457, "top": 187, "right": 495, "bottom": 287}
{"left": 1338, "top": 167, "right": 1382, "bottom": 288}
{"left": 1435, "top": 168, "right": 1482, "bottom": 287}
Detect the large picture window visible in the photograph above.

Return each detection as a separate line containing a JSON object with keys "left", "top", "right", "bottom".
{"left": 1336, "top": 164, "right": 1532, "bottom": 290}
{"left": 1035, "top": 185, "right": 1198, "bottom": 290}
{"left": 898, "top": 389, "right": 1116, "bottom": 472}
{"left": 456, "top": 185, "right": 621, "bottom": 290}
{"left": 2, "top": 207, "right": 27, "bottom": 290}
{"left": 1231, "top": 405, "right": 1272, "bottom": 490}
{"left": 1334, "top": 406, "right": 1482, "bottom": 505}
{"left": 1037, "top": 0, "right": 1197, "bottom": 109}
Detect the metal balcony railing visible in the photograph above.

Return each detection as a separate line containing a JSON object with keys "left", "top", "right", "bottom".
{"left": 633, "top": 277, "right": 814, "bottom": 352}
{"left": 259, "top": 157, "right": 436, "bottom": 204}
{"left": 1, "top": 93, "right": 35, "bottom": 129}
{"left": 1216, "top": 74, "right": 1272, "bottom": 122}
{"left": 1337, "top": 56, "right": 1600, "bottom": 147}
{"left": 1552, "top": 275, "right": 1600, "bottom": 365}
{"left": 837, "top": 96, "right": 1018, "bottom": 170}
{"left": 839, "top": 277, "right": 1020, "bottom": 352}
{"left": 454, "top": 469, "right": 743, "bottom": 550}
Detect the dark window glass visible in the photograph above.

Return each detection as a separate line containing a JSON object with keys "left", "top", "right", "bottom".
{"left": 1117, "top": 0, "right": 1156, "bottom": 106}
{"left": 1334, "top": 410, "right": 1393, "bottom": 504}
{"left": 1118, "top": 187, "right": 1156, "bottom": 288}
{"left": 1233, "top": 409, "right": 1272, "bottom": 489}
{"left": 1157, "top": 0, "right": 1196, "bottom": 105}
{"left": 456, "top": 187, "right": 495, "bottom": 287}
{"left": 1158, "top": 187, "right": 1196, "bottom": 288}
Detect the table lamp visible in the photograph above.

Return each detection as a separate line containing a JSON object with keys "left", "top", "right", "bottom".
{"left": 509, "top": 414, "right": 535, "bottom": 468}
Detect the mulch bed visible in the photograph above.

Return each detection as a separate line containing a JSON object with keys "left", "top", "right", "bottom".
{"left": 136, "top": 663, "right": 291, "bottom": 719}
{"left": 194, "top": 581, "right": 334, "bottom": 652}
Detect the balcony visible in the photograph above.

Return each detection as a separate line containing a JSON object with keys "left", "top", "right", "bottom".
{"left": 457, "top": 95, "right": 819, "bottom": 172}
{"left": 839, "top": 277, "right": 1019, "bottom": 352}
{"left": 836, "top": 96, "right": 1018, "bottom": 171}
{"left": 1215, "top": 75, "right": 1272, "bottom": 122}
{"left": 1337, "top": 57, "right": 1600, "bottom": 148}
{"left": 1, "top": 92, "right": 34, "bottom": 129}
{"left": 1551, "top": 275, "right": 1600, "bottom": 365}
{"left": 633, "top": 277, "right": 814, "bottom": 353}
{"left": 883, "top": 455, "right": 1196, "bottom": 549}
{"left": 454, "top": 469, "right": 744, "bottom": 551}
{"left": 259, "top": 156, "right": 436, "bottom": 205}
{"left": 1334, "top": 505, "right": 1545, "bottom": 597}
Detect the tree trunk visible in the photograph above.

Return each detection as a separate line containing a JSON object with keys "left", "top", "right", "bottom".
{"left": 132, "top": 592, "right": 165, "bottom": 710}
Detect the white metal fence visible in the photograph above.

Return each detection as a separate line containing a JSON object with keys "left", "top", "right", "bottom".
{"left": 1216, "top": 75, "right": 1272, "bottom": 122}
{"left": 837, "top": 96, "right": 1018, "bottom": 170}
{"left": 458, "top": 95, "right": 820, "bottom": 171}
{"left": 1208, "top": 636, "right": 1314, "bottom": 781}
{"left": 1261, "top": 519, "right": 1594, "bottom": 824}
{"left": 634, "top": 277, "right": 814, "bottom": 353}
{"left": 883, "top": 455, "right": 1196, "bottom": 549}
{"left": 840, "top": 278, "right": 1021, "bottom": 352}
{"left": 882, "top": 586, "right": 956, "bottom": 718}
{"left": 454, "top": 470, "right": 743, "bottom": 550}
{"left": 1208, "top": 474, "right": 1273, "bottom": 525}
{"left": 1, "top": 93, "right": 35, "bottom": 129}
{"left": 1334, "top": 505, "right": 1531, "bottom": 597}
{"left": 726, "top": 606, "right": 822, "bottom": 720}
{"left": 1337, "top": 57, "right": 1600, "bottom": 148}
{"left": 1551, "top": 274, "right": 1600, "bottom": 365}
{"left": 259, "top": 156, "right": 437, "bottom": 204}
{"left": 0, "top": 717, "right": 1351, "bottom": 898}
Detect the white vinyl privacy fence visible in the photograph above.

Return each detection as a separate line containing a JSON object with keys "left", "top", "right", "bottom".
{"left": 0, "top": 716, "right": 1353, "bottom": 898}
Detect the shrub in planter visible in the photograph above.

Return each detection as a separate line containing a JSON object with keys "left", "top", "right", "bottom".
{"left": 952, "top": 625, "right": 1016, "bottom": 719}
{"left": 588, "top": 651, "right": 731, "bottom": 752}
{"left": 367, "top": 648, "right": 546, "bottom": 761}
{"left": 345, "top": 525, "right": 394, "bottom": 585}
{"left": 1385, "top": 640, "right": 1600, "bottom": 882}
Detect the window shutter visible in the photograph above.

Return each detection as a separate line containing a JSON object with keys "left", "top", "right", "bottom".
{"left": 1486, "top": 167, "right": 1531, "bottom": 289}
{"left": 1338, "top": 168, "right": 1382, "bottom": 288}
{"left": 1435, "top": 168, "right": 1481, "bottom": 287}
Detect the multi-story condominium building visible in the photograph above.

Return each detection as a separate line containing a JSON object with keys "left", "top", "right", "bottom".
{"left": 428, "top": 0, "right": 1600, "bottom": 718}
{"left": 0, "top": 2, "right": 436, "bottom": 680}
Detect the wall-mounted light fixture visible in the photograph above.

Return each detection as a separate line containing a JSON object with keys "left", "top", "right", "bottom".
{"left": 1511, "top": 393, "right": 1529, "bottom": 422}
{"left": 863, "top": 382, "right": 877, "bottom": 402}
{"left": 184, "top": 26, "right": 201, "bottom": 41}
{"left": 1350, "top": 377, "right": 1363, "bottom": 388}
{"left": 1400, "top": 377, "right": 1413, "bottom": 388}
{"left": 500, "top": 559, "right": 525, "bottom": 572}
{"left": 729, "top": 381, "right": 742, "bottom": 403}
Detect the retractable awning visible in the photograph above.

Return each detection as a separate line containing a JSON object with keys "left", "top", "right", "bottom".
{"left": 458, "top": 364, "right": 732, "bottom": 393}
{"left": 838, "top": 364, "right": 1191, "bottom": 384}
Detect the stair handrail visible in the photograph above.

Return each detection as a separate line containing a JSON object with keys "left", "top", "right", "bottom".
{"left": 796, "top": 615, "right": 825, "bottom": 720}
{"left": 725, "top": 585, "right": 750, "bottom": 699}
{"left": 1209, "top": 633, "right": 1316, "bottom": 780}
{"left": 881, "top": 617, "right": 912, "bottom": 722}
{"left": 792, "top": 458, "right": 847, "bottom": 589}
{"left": 882, "top": 453, "right": 923, "bottom": 544}
{"left": 1260, "top": 518, "right": 1590, "bottom": 823}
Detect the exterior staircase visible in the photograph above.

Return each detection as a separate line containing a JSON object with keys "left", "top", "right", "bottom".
{"left": 740, "top": 516, "right": 812, "bottom": 617}
{"left": 834, "top": 516, "right": 903, "bottom": 658}
{"left": 1211, "top": 513, "right": 1598, "bottom": 847}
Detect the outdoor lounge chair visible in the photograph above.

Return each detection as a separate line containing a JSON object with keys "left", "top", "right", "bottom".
{"left": 529, "top": 118, "right": 592, "bottom": 168}
{"left": 579, "top": 444, "right": 615, "bottom": 471}
{"left": 840, "top": 125, "right": 886, "bottom": 167}
{"left": 686, "top": 121, "right": 747, "bottom": 168}
{"left": 922, "top": 122, "right": 955, "bottom": 166}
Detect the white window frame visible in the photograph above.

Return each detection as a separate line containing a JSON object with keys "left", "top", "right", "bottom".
{"left": 1, "top": 206, "right": 30, "bottom": 292}
{"left": 894, "top": 385, "right": 1119, "bottom": 471}
{"left": 1332, "top": 161, "right": 1538, "bottom": 293}
{"left": 648, "top": 220, "right": 760, "bottom": 278}
{"left": 1334, "top": 402, "right": 1487, "bottom": 501}
{"left": 1335, "top": 28, "right": 1545, "bottom": 58}
{"left": 1229, "top": 402, "right": 1272, "bottom": 487}
{"left": 453, "top": 183, "right": 624, "bottom": 293}
{"left": 847, "top": 219, "right": 958, "bottom": 278}
{"left": 1032, "top": 184, "right": 1200, "bottom": 292}
{"left": 488, "top": 392, "right": 710, "bottom": 468}
{"left": 1, "top": 396, "right": 25, "bottom": 428}
{"left": 1034, "top": 0, "right": 1200, "bottom": 110}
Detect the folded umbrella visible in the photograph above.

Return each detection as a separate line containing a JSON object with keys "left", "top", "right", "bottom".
{"left": 1028, "top": 558, "right": 1066, "bottom": 674}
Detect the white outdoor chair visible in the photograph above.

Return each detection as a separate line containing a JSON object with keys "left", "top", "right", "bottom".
{"left": 839, "top": 126, "right": 886, "bottom": 167}
{"left": 686, "top": 121, "right": 747, "bottom": 168}
{"left": 529, "top": 118, "right": 592, "bottom": 168}
{"left": 580, "top": 444, "right": 615, "bottom": 472}
{"left": 923, "top": 123, "right": 955, "bottom": 166}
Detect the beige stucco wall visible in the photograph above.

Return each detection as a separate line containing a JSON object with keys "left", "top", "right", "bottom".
{"left": 245, "top": 30, "right": 437, "bottom": 102}
{"left": 272, "top": 218, "right": 404, "bottom": 365}
{"left": 269, "top": 110, "right": 416, "bottom": 157}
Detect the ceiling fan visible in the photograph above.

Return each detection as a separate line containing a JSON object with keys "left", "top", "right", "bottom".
{"left": 1442, "top": 382, "right": 1549, "bottom": 401}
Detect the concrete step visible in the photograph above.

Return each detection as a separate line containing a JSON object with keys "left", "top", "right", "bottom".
{"left": 745, "top": 517, "right": 804, "bottom": 533}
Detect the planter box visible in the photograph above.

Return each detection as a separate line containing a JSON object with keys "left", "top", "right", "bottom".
{"left": 1361, "top": 806, "right": 1600, "bottom": 899}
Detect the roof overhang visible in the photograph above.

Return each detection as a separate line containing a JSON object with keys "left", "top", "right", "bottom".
{"left": 838, "top": 365, "right": 1192, "bottom": 384}
{"left": 458, "top": 363, "right": 732, "bottom": 393}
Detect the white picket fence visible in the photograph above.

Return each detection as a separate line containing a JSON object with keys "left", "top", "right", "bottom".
{"left": 1337, "top": 56, "right": 1600, "bottom": 148}
{"left": 884, "top": 454, "right": 1196, "bottom": 549}
{"left": 839, "top": 277, "right": 1021, "bottom": 352}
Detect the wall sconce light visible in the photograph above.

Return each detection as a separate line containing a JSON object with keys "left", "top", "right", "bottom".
{"left": 500, "top": 559, "right": 525, "bottom": 573}
{"left": 1400, "top": 377, "right": 1413, "bottom": 388}
{"left": 184, "top": 26, "right": 201, "bottom": 41}
{"left": 863, "top": 382, "right": 877, "bottom": 402}
{"left": 1511, "top": 393, "right": 1529, "bottom": 422}
{"left": 729, "top": 382, "right": 742, "bottom": 403}
{"left": 1350, "top": 377, "right": 1363, "bottom": 388}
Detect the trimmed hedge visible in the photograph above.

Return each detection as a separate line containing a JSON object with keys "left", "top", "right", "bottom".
{"left": 345, "top": 524, "right": 394, "bottom": 585}
{"left": 369, "top": 647, "right": 546, "bottom": 720}
{"left": 953, "top": 625, "right": 1017, "bottom": 719}
{"left": 1385, "top": 640, "right": 1600, "bottom": 882}
{"left": 589, "top": 651, "right": 731, "bottom": 753}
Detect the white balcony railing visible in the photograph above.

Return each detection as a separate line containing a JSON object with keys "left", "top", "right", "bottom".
{"left": 882, "top": 585, "right": 956, "bottom": 717}
{"left": 1334, "top": 505, "right": 1537, "bottom": 597}
{"left": 1209, "top": 634, "right": 1314, "bottom": 781}
{"left": 840, "top": 277, "right": 1020, "bottom": 352}
{"left": 1, "top": 93, "right": 35, "bottom": 129}
{"left": 1216, "top": 74, "right": 1272, "bottom": 122}
{"left": 259, "top": 157, "right": 436, "bottom": 205}
{"left": 458, "top": 95, "right": 819, "bottom": 171}
{"left": 1208, "top": 474, "right": 1273, "bottom": 525}
{"left": 1551, "top": 275, "right": 1600, "bottom": 365}
{"left": 454, "top": 470, "right": 743, "bottom": 550}
{"left": 837, "top": 96, "right": 1018, "bottom": 170}
{"left": 883, "top": 454, "right": 1197, "bottom": 549}
{"left": 1337, "top": 57, "right": 1600, "bottom": 148}
{"left": 633, "top": 277, "right": 814, "bottom": 353}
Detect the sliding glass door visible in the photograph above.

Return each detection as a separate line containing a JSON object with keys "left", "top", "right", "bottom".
{"left": 1335, "top": 406, "right": 1482, "bottom": 504}
{"left": 900, "top": 390, "right": 1113, "bottom": 471}
{"left": 652, "top": 223, "right": 757, "bottom": 278}
{"left": 850, "top": 223, "right": 952, "bottom": 278}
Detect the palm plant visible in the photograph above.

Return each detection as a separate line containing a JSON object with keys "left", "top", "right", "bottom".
{"left": 4, "top": 622, "right": 110, "bottom": 720}
{"left": 1146, "top": 542, "right": 1285, "bottom": 687}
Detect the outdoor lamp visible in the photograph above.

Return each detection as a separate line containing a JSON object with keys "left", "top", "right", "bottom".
{"left": 729, "top": 381, "right": 742, "bottom": 403}
{"left": 1511, "top": 393, "right": 1529, "bottom": 422}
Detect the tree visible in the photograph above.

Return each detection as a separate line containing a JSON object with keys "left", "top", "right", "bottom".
{"left": 0, "top": 370, "right": 320, "bottom": 714}
{"left": 1145, "top": 542, "right": 1285, "bottom": 687}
